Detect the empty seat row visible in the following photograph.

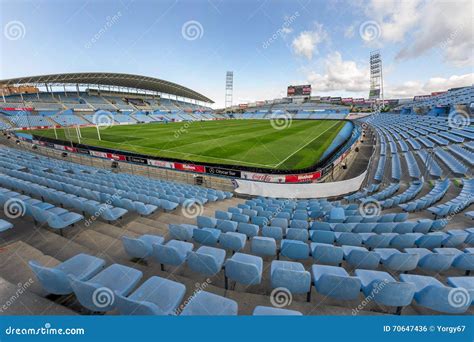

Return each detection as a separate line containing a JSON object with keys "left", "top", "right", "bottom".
{"left": 168, "top": 222, "right": 471, "bottom": 266}
{"left": 0, "top": 187, "right": 83, "bottom": 232}
{"left": 28, "top": 254, "right": 240, "bottom": 315}
{"left": 428, "top": 179, "right": 474, "bottom": 217}
{"left": 434, "top": 147, "right": 468, "bottom": 176}
{"left": 400, "top": 179, "right": 450, "bottom": 212}
{"left": 120, "top": 235, "right": 473, "bottom": 314}
{"left": 314, "top": 265, "right": 472, "bottom": 313}
{"left": 416, "top": 150, "right": 443, "bottom": 178}
{"left": 448, "top": 144, "right": 474, "bottom": 165}
{"left": 314, "top": 218, "right": 444, "bottom": 233}
{"left": 360, "top": 183, "right": 400, "bottom": 202}
{"left": 391, "top": 153, "right": 401, "bottom": 181}
{"left": 403, "top": 151, "right": 421, "bottom": 179}
{"left": 0, "top": 173, "right": 129, "bottom": 221}
{"left": 379, "top": 181, "right": 423, "bottom": 209}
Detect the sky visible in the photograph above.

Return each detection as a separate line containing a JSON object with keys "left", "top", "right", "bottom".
{"left": 0, "top": 0, "right": 473, "bottom": 108}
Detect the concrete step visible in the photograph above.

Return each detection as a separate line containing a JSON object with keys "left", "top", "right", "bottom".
{"left": 70, "top": 229, "right": 131, "bottom": 264}
{"left": 134, "top": 216, "right": 169, "bottom": 231}
{"left": 0, "top": 277, "right": 77, "bottom": 315}
{"left": 24, "top": 227, "right": 96, "bottom": 263}
{"left": 87, "top": 221, "right": 139, "bottom": 241}
{"left": 0, "top": 241, "right": 59, "bottom": 296}
{"left": 124, "top": 220, "right": 168, "bottom": 237}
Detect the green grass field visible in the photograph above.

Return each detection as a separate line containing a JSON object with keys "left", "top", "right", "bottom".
{"left": 31, "top": 119, "right": 346, "bottom": 170}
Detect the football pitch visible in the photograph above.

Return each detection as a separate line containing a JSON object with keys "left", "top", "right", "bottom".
{"left": 31, "top": 119, "right": 346, "bottom": 170}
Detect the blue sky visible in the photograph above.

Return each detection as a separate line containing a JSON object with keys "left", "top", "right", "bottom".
{"left": 1, "top": 0, "right": 472, "bottom": 107}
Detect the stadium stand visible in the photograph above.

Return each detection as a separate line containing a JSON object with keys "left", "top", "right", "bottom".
{"left": 0, "top": 73, "right": 472, "bottom": 318}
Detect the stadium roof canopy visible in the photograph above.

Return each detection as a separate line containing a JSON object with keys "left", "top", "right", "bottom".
{"left": 0, "top": 72, "right": 214, "bottom": 103}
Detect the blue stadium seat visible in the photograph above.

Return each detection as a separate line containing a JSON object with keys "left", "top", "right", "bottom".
{"left": 69, "top": 264, "right": 142, "bottom": 312}
{"left": 374, "top": 248, "right": 419, "bottom": 271}
{"left": 225, "top": 253, "right": 263, "bottom": 286}
{"left": 122, "top": 234, "right": 164, "bottom": 259}
{"left": 197, "top": 215, "right": 217, "bottom": 228}
{"left": 262, "top": 226, "right": 284, "bottom": 240}
{"left": 114, "top": 276, "right": 186, "bottom": 315}
{"left": 286, "top": 228, "right": 309, "bottom": 242}
{"left": 215, "top": 219, "right": 238, "bottom": 233}
{"left": 271, "top": 260, "right": 311, "bottom": 297}
{"left": 404, "top": 248, "right": 455, "bottom": 272}
{"left": 280, "top": 239, "right": 310, "bottom": 260}
{"left": 237, "top": 222, "right": 259, "bottom": 238}
{"left": 355, "top": 269, "right": 415, "bottom": 313}
{"left": 193, "top": 228, "right": 221, "bottom": 246}
{"left": 400, "top": 274, "right": 471, "bottom": 313}
{"left": 152, "top": 240, "right": 194, "bottom": 268}
{"left": 180, "top": 291, "right": 238, "bottom": 315}
{"left": 187, "top": 246, "right": 226, "bottom": 276}
{"left": 342, "top": 246, "right": 380, "bottom": 270}
{"left": 219, "top": 232, "right": 246, "bottom": 252}
{"left": 252, "top": 306, "right": 302, "bottom": 315}
{"left": 312, "top": 265, "right": 361, "bottom": 300}
{"left": 29, "top": 254, "right": 105, "bottom": 295}
{"left": 251, "top": 236, "right": 277, "bottom": 257}
{"left": 311, "top": 242, "right": 343, "bottom": 266}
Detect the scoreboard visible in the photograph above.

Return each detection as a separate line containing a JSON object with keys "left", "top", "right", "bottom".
{"left": 287, "top": 85, "right": 311, "bottom": 97}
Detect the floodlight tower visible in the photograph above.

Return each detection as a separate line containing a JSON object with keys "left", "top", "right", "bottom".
{"left": 225, "top": 71, "right": 233, "bottom": 111}
{"left": 369, "top": 50, "right": 384, "bottom": 104}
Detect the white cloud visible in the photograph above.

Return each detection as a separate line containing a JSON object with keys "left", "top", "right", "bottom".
{"left": 395, "top": 0, "right": 473, "bottom": 67}
{"left": 364, "top": 0, "right": 422, "bottom": 43}
{"left": 305, "top": 52, "right": 370, "bottom": 93}
{"left": 361, "top": 0, "right": 473, "bottom": 66}
{"left": 291, "top": 23, "right": 327, "bottom": 60}
{"left": 281, "top": 27, "right": 292, "bottom": 36}
{"left": 301, "top": 51, "right": 473, "bottom": 99}
{"left": 386, "top": 73, "right": 473, "bottom": 98}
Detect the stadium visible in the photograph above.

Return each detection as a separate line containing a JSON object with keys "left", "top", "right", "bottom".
{"left": 0, "top": 0, "right": 473, "bottom": 340}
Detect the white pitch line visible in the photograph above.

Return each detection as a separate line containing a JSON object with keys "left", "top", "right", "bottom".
{"left": 273, "top": 122, "right": 340, "bottom": 168}
{"left": 78, "top": 138, "right": 275, "bottom": 168}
